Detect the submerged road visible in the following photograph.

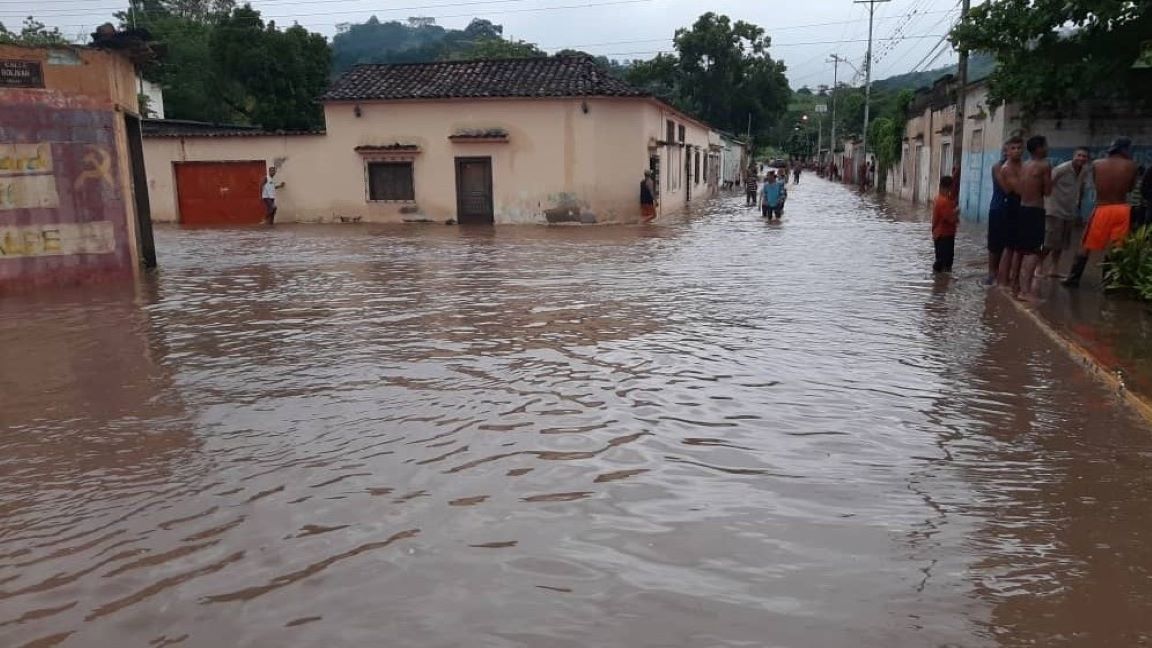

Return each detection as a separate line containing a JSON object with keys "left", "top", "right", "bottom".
{"left": 2, "top": 177, "right": 1151, "bottom": 647}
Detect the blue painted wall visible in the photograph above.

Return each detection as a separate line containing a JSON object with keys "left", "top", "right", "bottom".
{"left": 960, "top": 145, "right": 1151, "bottom": 224}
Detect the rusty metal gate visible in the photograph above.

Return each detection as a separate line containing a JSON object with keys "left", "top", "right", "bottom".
{"left": 174, "top": 161, "right": 266, "bottom": 226}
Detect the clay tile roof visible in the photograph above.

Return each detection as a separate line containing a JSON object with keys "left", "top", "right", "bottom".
{"left": 321, "top": 56, "right": 648, "bottom": 102}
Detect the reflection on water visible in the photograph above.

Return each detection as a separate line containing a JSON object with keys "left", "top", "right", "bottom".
{"left": 1, "top": 180, "right": 1150, "bottom": 647}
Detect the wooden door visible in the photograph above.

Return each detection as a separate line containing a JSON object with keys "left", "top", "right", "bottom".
{"left": 684, "top": 147, "right": 692, "bottom": 202}
{"left": 175, "top": 161, "right": 266, "bottom": 226}
{"left": 455, "top": 157, "right": 493, "bottom": 225}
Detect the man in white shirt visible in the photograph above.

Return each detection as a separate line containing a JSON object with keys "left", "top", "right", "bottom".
{"left": 1042, "top": 147, "right": 1089, "bottom": 278}
{"left": 262, "top": 167, "right": 284, "bottom": 224}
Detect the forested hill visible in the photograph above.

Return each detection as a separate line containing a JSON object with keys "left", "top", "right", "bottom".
{"left": 872, "top": 52, "right": 996, "bottom": 92}
{"left": 331, "top": 17, "right": 546, "bottom": 75}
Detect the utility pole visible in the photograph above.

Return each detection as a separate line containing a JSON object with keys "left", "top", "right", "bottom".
{"left": 827, "top": 54, "right": 845, "bottom": 156}
{"left": 746, "top": 112, "right": 753, "bottom": 165}
{"left": 854, "top": 0, "right": 890, "bottom": 188}
{"left": 951, "top": 0, "right": 971, "bottom": 197}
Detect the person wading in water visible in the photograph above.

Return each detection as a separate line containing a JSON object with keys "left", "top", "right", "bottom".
{"left": 262, "top": 167, "right": 285, "bottom": 225}
{"left": 1064, "top": 137, "right": 1140, "bottom": 288}
{"left": 640, "top": 170, "right": 657, "bottom": 223}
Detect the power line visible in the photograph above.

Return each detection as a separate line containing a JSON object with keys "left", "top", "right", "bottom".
{"left": 575, "top": 34, "right": 947, "bottom": 59}
{"left": 856, "top": 0, "right": 891, "bottom": 184}
{"left": 875, "top": 0, "right": 958, "bottom": 75}
{"left": 6, "top": 0, "right": 564, "bottom": 16}
{"left": 871, "top": 0, "right": 934, "bottom": 65}
{"left": 875, "top": 3, "right": 961, "bottom": 75}
{"left": 12, "top": 0, "right": 657, "bottom": 29}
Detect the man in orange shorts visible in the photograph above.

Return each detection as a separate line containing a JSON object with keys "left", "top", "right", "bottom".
{"left": 1064, "top": 137, "right": 1140, "bottom": 287}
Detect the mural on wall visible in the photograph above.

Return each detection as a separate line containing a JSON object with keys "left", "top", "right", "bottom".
{"left": 0, "top": 104, "right": 129, "bottom": 268}
{"left": 0, "top": 222, "right": 116, "bottom": 257}
{"left": 0, "top": 143, "right": 58, "bottom": 211}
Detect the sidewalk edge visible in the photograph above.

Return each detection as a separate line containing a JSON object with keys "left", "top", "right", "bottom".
{"left": 1005, "top": 292, "right": 1152, "bottom": 424}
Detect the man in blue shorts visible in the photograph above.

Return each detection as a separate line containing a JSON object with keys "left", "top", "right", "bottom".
{"left": 995, "top": 136, "right": 1025, "bottom": 287}
{"left": 985, "top": 146, "right": 1008, "bottom": 285}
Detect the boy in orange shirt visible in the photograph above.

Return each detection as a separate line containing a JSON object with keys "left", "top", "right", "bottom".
{"left": 933, "top": 176, "right": 959, "bottom": 273}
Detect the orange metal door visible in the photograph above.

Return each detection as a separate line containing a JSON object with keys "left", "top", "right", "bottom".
{"left": 175, "top": 161, "right": 266, "bottom": 226}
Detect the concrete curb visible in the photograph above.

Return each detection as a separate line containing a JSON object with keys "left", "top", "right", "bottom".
{"left": 1001, "top": 290, "right": 1152, "bottom": 424}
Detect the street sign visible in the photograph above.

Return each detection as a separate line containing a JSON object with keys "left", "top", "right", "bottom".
{"left": 0, "top": 60, "right": 44, "bottom": 88}
{"left": 814, "top": 104, "right": 828, "bottom": 113}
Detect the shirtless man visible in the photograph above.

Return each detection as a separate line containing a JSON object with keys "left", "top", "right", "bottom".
{"left": 995, "top": 136, "right": 1025, "bottom": 287}
{"left": 1064, "top": 137, "right": 1140, "bottom": 287}
{"left": 1017, "top": 135, "right": 1052, "bottom": 299}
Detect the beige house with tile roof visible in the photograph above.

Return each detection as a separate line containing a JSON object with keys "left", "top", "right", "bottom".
{"left": 143, "top": 56, "right": 722, "bottom": 226}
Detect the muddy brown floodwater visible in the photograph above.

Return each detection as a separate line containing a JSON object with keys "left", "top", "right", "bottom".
{"left": 3, "top": 178, "right": 1152, "bottom": 647}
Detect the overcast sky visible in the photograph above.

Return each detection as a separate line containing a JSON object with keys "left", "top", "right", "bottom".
{"left": 10, "top": 0, "right": 972, "bottom": 88}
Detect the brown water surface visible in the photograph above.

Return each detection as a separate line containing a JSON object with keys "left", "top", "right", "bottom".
{"left": 2, "top": 179, "right": 1151, "bottom": 647}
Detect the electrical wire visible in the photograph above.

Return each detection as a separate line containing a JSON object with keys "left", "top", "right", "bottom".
{"left": 13, "top": 0, "right": 656, "bottom": 29}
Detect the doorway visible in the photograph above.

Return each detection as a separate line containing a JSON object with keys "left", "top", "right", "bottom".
{"left": 684, "top": 147, "right": 692, "bottom": 202}
{"left": 455, "top": 157, "right": 494, "bottom": 224}
{"left": 124, "top": 113, "right": 156, "bottom": 267}
{"left": 174, "top": 160, "right": 266, "bottom": 225}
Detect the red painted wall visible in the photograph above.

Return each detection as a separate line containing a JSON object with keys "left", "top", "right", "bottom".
{"left": 0, "top": 103, "right": 134, "bottom": 291}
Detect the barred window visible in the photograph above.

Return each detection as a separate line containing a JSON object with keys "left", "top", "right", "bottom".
{"left": 367, "top": 162, "right": 415, "bottom": 201}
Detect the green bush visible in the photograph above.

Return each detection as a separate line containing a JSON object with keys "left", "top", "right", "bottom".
{"left": 1103, "top": 225, "right": 1152, "bottom": 300}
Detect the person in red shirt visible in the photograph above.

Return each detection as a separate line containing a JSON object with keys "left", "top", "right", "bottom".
{"left": 932, "top": 176, "right": 959, "bottom": 273}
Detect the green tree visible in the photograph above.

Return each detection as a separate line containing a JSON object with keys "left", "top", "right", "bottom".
{"left": 867, "top": 89, "right": 912, "bottom": 192}
{"left": 622, "top": 13, "right": 790, "bottom": 143}
{"left": 452, "top": 37, "right": 545, "bottom": 59}
{"left": 0, "top": 17, "right": 69, "bottom": 45}
{"left": 123, "top": 1, "right": 329, "bottom": 129}
{"left": 951, "top": 0, "right": 1152, "bottom": 115}
{"left": 672, "top": 13, "right": 790, "bottom": 139}
{"left": 210, "top": 6, "right": 330, "bottom": 129}
{"left": 624, "top": 53, "right": 680, "bottom": 102}
{"left": 330, "top": 17, "right": 552, "bottom": 73}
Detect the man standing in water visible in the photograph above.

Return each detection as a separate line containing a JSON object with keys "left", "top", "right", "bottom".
{"left": 985, "top": 146, "right": 1009, "bottom": 285}
{"left": 1016, "top": 135, "right": 1052, "bottom": 300}
{"left": 1042, "top": 147, "right": 1090, "bottom": 279}
{"left": 640, "top": 169, "right": 657, "bottom": 223}
{"left": 1064, "top": 137, "right": 1140, "bottom": 287}
{"left": 745, "top": 163, "right": 759, "bottom": 207}
{"left": 262, "top": 167, "right": 284, "bottom": 225}
{"left": 995, "top": 136, "right": 1025, "bottom": 288}
{"left": 761, "top": 170, "right": 785, "bottom": 221}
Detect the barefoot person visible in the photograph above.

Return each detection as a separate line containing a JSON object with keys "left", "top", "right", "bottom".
{"left": 1042, "top": 147, "right": 1090, "bottom": 278}
{"left": 996, "top": 136, "right": 1025, "bottom": 287}
{"left": 262, "top": 167, "right": 284, "bottom": 225}
{"left": 1064, "top": 137, "right": 1141, "bottom": 288}
{"left": 640, "top": 169, "right": 657, "bottom": 223}
{"left": 1017, "top": 135, "right": 1052, "bottom": 299}
{"left": 932, "top": 176, "right": 959, "bottom": 273}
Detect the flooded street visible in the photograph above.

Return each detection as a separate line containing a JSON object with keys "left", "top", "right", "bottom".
{"left": 4, "top": 177, "right": 1152, "bottom": 647}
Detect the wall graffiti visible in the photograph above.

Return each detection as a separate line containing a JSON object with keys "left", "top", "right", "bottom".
{"left": 0, "top": 222, "right": 115, "bottom": 257}
{"left": 0, "top": 143, "right": 59, "bottom": 210}
{"left": 75, "top": 145, "right": 115, "bottom": 190}
{"left": 0, "top": 103, "right": 132, "bottom": 285}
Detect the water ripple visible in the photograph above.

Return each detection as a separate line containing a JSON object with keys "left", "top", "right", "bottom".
{"left": 1, "top": 180, "right": 1150, "bottom": 646}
